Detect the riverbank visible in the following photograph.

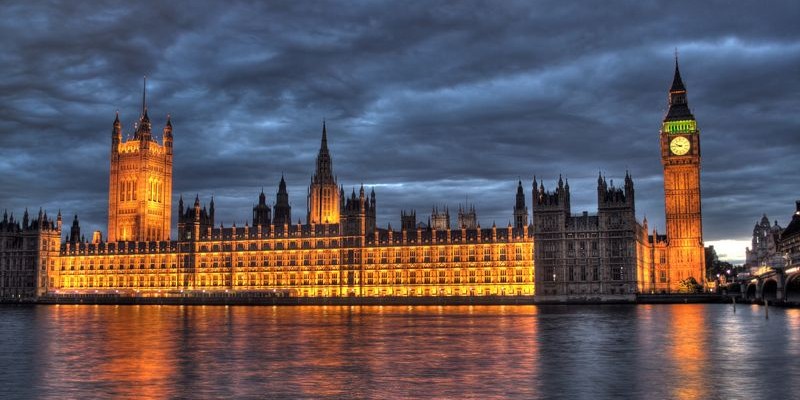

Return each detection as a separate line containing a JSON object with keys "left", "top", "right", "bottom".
{"left": 0, "top": 293, "right": 755, "bottom": 306}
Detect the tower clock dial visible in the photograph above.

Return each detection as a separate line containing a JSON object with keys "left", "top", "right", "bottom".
{"left": 669, "top": 136, "right": 691, "bottom": 155}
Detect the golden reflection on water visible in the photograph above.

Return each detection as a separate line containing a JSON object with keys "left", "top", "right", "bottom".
{"left": 35, "top": 305, "right": 540, "bottom": 399}
{"left": 667, "top": 304, "right": 708, "bottom": 400}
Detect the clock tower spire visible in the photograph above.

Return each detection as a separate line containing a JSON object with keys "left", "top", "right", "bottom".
{"left": 660, "top": 57, "right": 706, "bottom": 292}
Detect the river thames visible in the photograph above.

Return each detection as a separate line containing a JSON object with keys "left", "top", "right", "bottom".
{"left": 0, "top": 304, "right": 797, "bottom": 399}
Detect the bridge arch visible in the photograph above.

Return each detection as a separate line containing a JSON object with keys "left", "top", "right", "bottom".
{"left": 785, "top": 275, "right": 800, "bottom": 303}
{"left": 761, "top": 279, "right": 779, "bottom": 302}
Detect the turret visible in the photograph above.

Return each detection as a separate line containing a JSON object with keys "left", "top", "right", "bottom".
{"left": 401, "top": 210, "right": 417, "bottom": 231}
{"left": 209, "top": 196, "right": 215, "bottom": 225}
{"left": 69, "top": 214, "right": 81, "bottom": 244}
{"left": 163, "top": 114, "right": 173, "bottom": 155}
{"left": 253, "top": 188, "right": 272, "bottom": 228}
{"left": 112, "top": 111, "right": 122, "bottom": 152}
{"left": 274, "top": 175, "right": 292, "bottom": 225}
{"left": 624, "top": 170, "right": 635, "bottom": 205}
{"left": 514, "top": 179, "right": 528, "bottom": 229}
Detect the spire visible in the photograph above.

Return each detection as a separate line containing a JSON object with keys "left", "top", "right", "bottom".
{"left": 279, "top": 174, "right": 287, "bottom": 192}
{"left": 664, "top": 55, "right": 694, "bottom": 122}
{"left": 670, "top": 52, "right": 686, "bottom": 93}
{"left": 313, "top": 121, "right": 334, "bottom": 183}
{"left": 321, "top": 119, "right": 328, "bottom": 150}
{"left": 142, "top": 75, "right": 147, "bottom": 116}
{"left": 114, "top": 110, "right": 120, "bottom": 125}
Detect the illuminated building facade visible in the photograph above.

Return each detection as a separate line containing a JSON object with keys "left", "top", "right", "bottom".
{"left": 52, "top": 216, "right": 533, "bottom": 298}
{"left": 107, "top": 80, "right": 173, "bottom": 242}
{"left": 46, "top": 118, "right": 534, "bottom": 297}
{"left": 659, "top": 59, "right": 706, "bottom": 291}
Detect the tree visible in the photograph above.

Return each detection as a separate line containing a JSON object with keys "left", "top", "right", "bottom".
{"left": 676, "top": 277, "right": 703, "bottom": 293}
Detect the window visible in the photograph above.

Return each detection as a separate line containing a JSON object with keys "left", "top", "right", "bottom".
{"left": 613, "top": 266, "right": 623, "bottom": 281}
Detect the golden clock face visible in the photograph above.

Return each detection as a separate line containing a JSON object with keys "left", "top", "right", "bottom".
{"left": 669, "top": 136, "right": 691, "bottom": 155}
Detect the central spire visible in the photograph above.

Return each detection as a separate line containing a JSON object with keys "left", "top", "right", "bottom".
{"left": 314, "top": 121, "right": 333, "bottom": 183}
{"left": 321, "top": 119, "right": 328, "bottom": 150}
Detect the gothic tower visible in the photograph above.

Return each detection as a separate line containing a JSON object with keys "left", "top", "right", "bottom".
{"left": 273, "top": 175, "right": 292, "bottom": 226}
{"left": 108, "top": 78, "right": 173, "bottom": 242}
{"left": 307, "top": 122, "right": 340, "bottom": 224}
{"left": 660, "top": 58, "right": 706, "bottom": 289}
{"left": 252, "top": 188, "right": 271, "bottom": 228}
{"left": 514, "top": 180, "right": 529, "bottom": 229}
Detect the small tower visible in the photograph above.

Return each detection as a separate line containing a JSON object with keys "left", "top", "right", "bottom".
{"left": 457, "top": 203, "right": 477, "bottom": 229}
{"left": 431, "top": 206, "right": 450, "bottom": 230}
{"left": 252, "top": 188, "right": 272, "bottom": 228}
{"left": 514, "top": 180, "right": 529, "bottom": 229}
{"left": 401, "top": 210, "right": 417, "bottom": 231}
{"left": 273, "top": 175, "right": 292, "bottom": 225}
{"left": 69, "top": 215, "right": 81, "bottom": 244}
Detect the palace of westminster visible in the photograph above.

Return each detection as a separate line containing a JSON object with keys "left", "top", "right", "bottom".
{"left": 0, "top": 63, "right": 707, "bottom": 301}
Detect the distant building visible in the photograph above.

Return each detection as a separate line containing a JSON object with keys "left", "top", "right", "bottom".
{"left": 430, "top": 206, "right": 450, "bottom": 230}
{"left": 457, "top": 204, "right": 478, "bottom": 229}
{"left": 744, "top": 214, "right": 784, "bottom": 272}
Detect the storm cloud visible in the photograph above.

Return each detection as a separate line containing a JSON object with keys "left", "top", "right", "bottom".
{"left": 1, "top": 1, "right": 798, "bottom": 263}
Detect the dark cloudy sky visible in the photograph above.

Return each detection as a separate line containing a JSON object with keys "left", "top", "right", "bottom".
{"left": 1, "top": 1, "right": 798, "bottom": 262}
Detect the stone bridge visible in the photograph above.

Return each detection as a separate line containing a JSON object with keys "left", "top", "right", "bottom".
{"left": 738, "top": 266, "right": 800, "bottom": 304}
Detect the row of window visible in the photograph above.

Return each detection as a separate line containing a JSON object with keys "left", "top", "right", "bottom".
{"left": 58, "top": 269, "right": 530, "bottom": 289}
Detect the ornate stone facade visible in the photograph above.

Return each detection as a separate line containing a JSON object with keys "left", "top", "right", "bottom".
{"left": 107, "top": 80, "right": 173, "bottom": 242}
{"left": 532, "top": 174, "right": 650, "bottom": 301}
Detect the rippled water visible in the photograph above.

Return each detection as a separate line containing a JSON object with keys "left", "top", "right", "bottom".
{"left": 0, "top": 304, "right": 798, "bottom": 399}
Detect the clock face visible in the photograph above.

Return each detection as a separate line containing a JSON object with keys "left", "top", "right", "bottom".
{"left": 669, "top": 136, "right": 691, "bottom": 155}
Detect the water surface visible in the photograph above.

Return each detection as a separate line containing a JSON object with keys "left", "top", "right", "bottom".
{"left": 0, "top": 304, "right": 797, "bottom": 399}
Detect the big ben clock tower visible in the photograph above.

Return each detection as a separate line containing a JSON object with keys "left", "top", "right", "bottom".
{"left": 661, "top": 58, "right": 706, "bottom": 291}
